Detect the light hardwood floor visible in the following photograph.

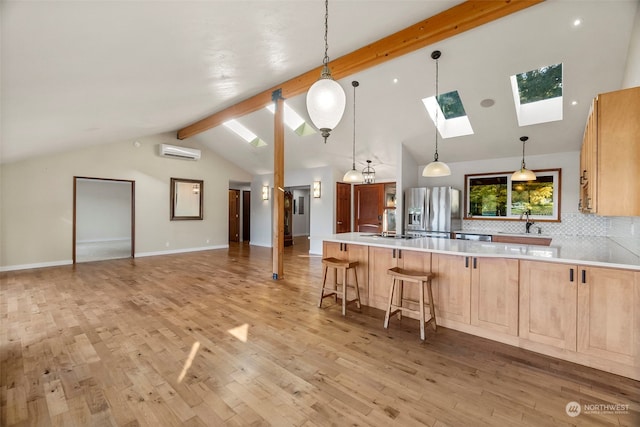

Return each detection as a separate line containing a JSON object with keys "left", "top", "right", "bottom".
{"left": 1, "top": 239, "right": 638, "bottom": 426}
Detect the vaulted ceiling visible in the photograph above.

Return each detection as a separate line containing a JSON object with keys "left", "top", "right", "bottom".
{"left": 2, "top": 1, "right": 638, "bottom": 181}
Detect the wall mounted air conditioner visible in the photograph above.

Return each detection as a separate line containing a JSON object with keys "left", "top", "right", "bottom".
{"left": 159, "top": 144, "right": 201, "bottom": 160}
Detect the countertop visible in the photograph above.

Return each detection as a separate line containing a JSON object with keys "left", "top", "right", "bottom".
{"left": 320, "top": 232, "right": 640, "bottom": 271}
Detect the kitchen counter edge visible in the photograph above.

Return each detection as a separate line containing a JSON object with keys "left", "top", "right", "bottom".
{"left": 319, "top": 233, "right": 640, "bottom": 271}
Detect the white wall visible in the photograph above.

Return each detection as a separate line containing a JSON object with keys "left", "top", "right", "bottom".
{"left": 251, "top": 166, "right": 337, "bottom": 254}
{"left": 622, "top": 2, "right": 640, "bottom": 89}
{"left": 76, "top": 179, "right": 131, "bottom": 242}
{"left": 417, "top": 151, "right": 581, "bottom": 214}
{"left": 292, "top": 188, "right": 310, "bottom": 236}
{"left": 0, "top": 132, "right": 251, "bottom": 270}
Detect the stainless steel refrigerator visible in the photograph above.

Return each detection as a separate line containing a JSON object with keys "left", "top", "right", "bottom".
{"left": 404, "top": 186, "right": 461, "bottom": 237}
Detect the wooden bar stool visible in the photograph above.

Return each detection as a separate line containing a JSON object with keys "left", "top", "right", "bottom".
{"left": 318, "top": 257, "right": 361, "bottom": 316}
{"left": 384, "top": 266, "right": 437, "bottom": 340}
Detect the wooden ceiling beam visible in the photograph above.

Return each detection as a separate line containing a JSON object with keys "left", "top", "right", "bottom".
{"left": 177, "top": 0, "right": 544, "bottom": 140}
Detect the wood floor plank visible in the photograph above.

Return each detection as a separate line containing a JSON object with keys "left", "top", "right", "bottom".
{"left": 1, "top": 238, "right": 638, "bottom": 426}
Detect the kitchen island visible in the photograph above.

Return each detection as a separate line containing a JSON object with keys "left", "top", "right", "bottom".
{"left": 320, "top": 233, "right": 640, "bottom": 380}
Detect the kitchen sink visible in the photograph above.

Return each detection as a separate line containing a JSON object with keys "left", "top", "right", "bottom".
{"left": 364, "top": 233, "right": 416, "bottom": 239}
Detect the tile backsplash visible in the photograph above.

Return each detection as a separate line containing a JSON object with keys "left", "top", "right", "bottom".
{"left": 463, "top": 214, "right": 640, "bottom": 257}
{"left": 462, "top": 213, "right": 610, "bottom": 236}
{"left": 608, "top": 217, "right": 640, "bottom": 257}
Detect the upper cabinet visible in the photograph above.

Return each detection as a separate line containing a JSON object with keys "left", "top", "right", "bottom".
{"left": 579, "top": 86, "right": 640, "bottom": 216}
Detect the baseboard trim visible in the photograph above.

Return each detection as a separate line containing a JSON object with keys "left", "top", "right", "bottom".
{"left": 0, "top": 260, "right": 73, "bottom": 272}
{"left": 136, "top": 245, "right": 228, "bottom": 258}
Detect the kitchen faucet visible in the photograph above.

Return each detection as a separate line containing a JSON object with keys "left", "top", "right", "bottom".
{"left": 520, "top": 209, "right": 535, "bottom": 233}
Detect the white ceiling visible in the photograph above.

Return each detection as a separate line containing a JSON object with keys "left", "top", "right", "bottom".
{"left": 2, "top": 1, "right": 638, "bottom": 181}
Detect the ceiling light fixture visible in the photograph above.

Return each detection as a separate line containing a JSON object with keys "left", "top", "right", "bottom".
{"left": 306, "top": 0, "right": 346, "bottom": 143}
{"left": 422, "top": 50, "right": 451, "bottom": 177}
{"left": 343, "top": 81, "right": 364, "bottom": 183}
{"left": 511, "top": 136, "right": 536, "bottom": 181}
{"left": 362, "top": 160, "right": 375, "bottom": 184}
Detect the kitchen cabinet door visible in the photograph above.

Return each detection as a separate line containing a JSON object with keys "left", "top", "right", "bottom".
{"left": 519, "top": 260, "right": 577, "bottom": 351}
{"left": 368, "top": 247, "right": 399, "bottom": 311}
{"left": 431, "top": 253, "right": 471, "bottom": 324}
{"left": 368, "top": 248, "right": 431, "bottom": 313}
{"left": 322, "top": 241, "right": 369, "bottom": 306}
{"left": 577, "top": 267, "right": 640, "bottom": 366}
{"left": 470, "top": 257, "right": 519, "bottom": 336}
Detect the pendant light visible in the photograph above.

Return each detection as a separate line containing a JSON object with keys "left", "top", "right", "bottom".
{"left": 362, "top": 160, "right": 376, "bottom": 184}
{"left": 511, "top": 136, "right": 537, "bottom": 181}
{"left": 422, "top": 50, "right": 451, "bottom": 177}
{"left": 343, "top": 81, "right": 365, "bottom": 183}
{"left": 306, "top": 0, "right": 346, "bottom": 143}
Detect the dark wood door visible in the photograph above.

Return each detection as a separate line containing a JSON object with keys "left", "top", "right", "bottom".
{"left": 242, "top": 190, "right": 250, "bottom": 241}
{"left": 355, "top": 183, "right": 385, "bottom": 233}
{"left": 228, "top": 189, "right": 240, "bottom": 242}
{"left": 336, "top": 182, "right": 351, "bottom": 233}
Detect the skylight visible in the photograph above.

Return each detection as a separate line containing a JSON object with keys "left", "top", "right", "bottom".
{"left": 265, "top": 102, "right": 316, "bottom": 136}
{"left": 511, "top": 63, "right": 563, "bottom": 126}
{"left": 422, "top": 90, "right": 474, "bottom": 138}
{"left": 223, "top": 120, "right": 267, "bottom": 147}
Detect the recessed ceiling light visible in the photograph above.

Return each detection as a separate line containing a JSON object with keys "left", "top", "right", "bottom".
{"left": 393, "top": 78, "right": 398, "bottom": 84}
{"left": 573, "top": 18, "right": 582, "bottom": 27}
{"left": 480, "top": 98, "right": 495, "bottom": 108}
{"left": 571, "top": 100, "right": 578, "bottom": 106}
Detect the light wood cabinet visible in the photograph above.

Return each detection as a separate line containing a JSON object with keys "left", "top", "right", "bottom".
{"left": 579, "top": 86, "right": 640, "bottom": 215}
{"left": 368, "top": 247, "right": 431, "bottom": 315}
{"left": 431, "top": 254, "right": 518, "bottom": 333}
{"left": 519, "top": 261, "right": 577, "bottom": 350}
{"left": 431, "top": 254, "right": 471, "bottom": 324}
{"left": 520, "top": 260, "right": 639, "bottom": 373}
{"left": 323, "top": 241, "right": 369, "bottom": 305}
{"left": 577, "top": 266, "right": 640, "bottom": 366}
{"left": 470, "top": 257, "right": 519, "bottom": 336}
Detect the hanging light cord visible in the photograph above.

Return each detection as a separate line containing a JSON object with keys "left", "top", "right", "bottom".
{"left": 321, "top": 0, "right": 331, "bottom": 78}
{"left": 352, "top": 82, "right": 357, "bottom": 169}
{"left": 521, "top": 140, "right": 527, "bottom": 169}
{"left": 434, "top": 55, "right": 440, "bottom": 162}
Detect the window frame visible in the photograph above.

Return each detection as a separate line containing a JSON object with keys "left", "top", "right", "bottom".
{"left": 464, "top": 168, "right": 561, "bottom": 222}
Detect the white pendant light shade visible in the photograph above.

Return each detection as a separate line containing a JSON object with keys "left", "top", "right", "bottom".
{"left": 423, "top": 50, "right": 450, "bottom": 178}
{"left": 511, "top": 168, "right": 537, "bottom": 181}
{"left": 306, "top": 77, "right": 346, "bottom": 141}
{"left": 422, "top": 161, "right": 451, "bottom": 177}
{"left": 343, "top": 168, "right": 364, "bottom": 183}
{"left": 512, "top": 136, "right": 536, "bottom": 181}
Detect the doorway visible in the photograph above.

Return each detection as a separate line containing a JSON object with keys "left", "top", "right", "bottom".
{"left": 229, "top": 189, "right": 240, "bottom": 242}
{"left": 73, "top": 177, "right": 135, "bottom": 263}
{"left": 336, "top": 182, "right": 351, "bottom": 233}
{"left": 242, "top": 191, "right": 251, "bottom": 241}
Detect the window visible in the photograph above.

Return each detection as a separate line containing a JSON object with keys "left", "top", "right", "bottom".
{"left": 510, "top": 63, "right": 563, "bottom": 126}
{"left": 465, "top": 169, "right": 561, "bottom": 221}
{"left": 422, "top": 90, "right": 473, "bottom": 138}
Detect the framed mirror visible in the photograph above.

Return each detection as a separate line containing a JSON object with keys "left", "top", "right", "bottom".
{"left": 170, "top": 178, "right": 203, "bottom": 220}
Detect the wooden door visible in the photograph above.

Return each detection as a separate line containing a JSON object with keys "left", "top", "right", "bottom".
{"left": 336, "top": 182, "right": 351, "bottom": 233}
{"left": 355, "top": 183, "right": 384, "bottom": 233}
{"left": 519, "top": 260, "right": 577, "bottom": 351}
{"left": 470, "top": 257, "right": 519, "bottom": 336}
{"left": 242, "top": 190, "right": 250, "bottom": 241}
{"left": 228, "top": 190, "right": 240, "bottom": 242}
{"left": 577, "top": 266, "right": 639, "bottom": 366}
{"left": 431, "top": 253, "right": 471, "bottom": 324}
